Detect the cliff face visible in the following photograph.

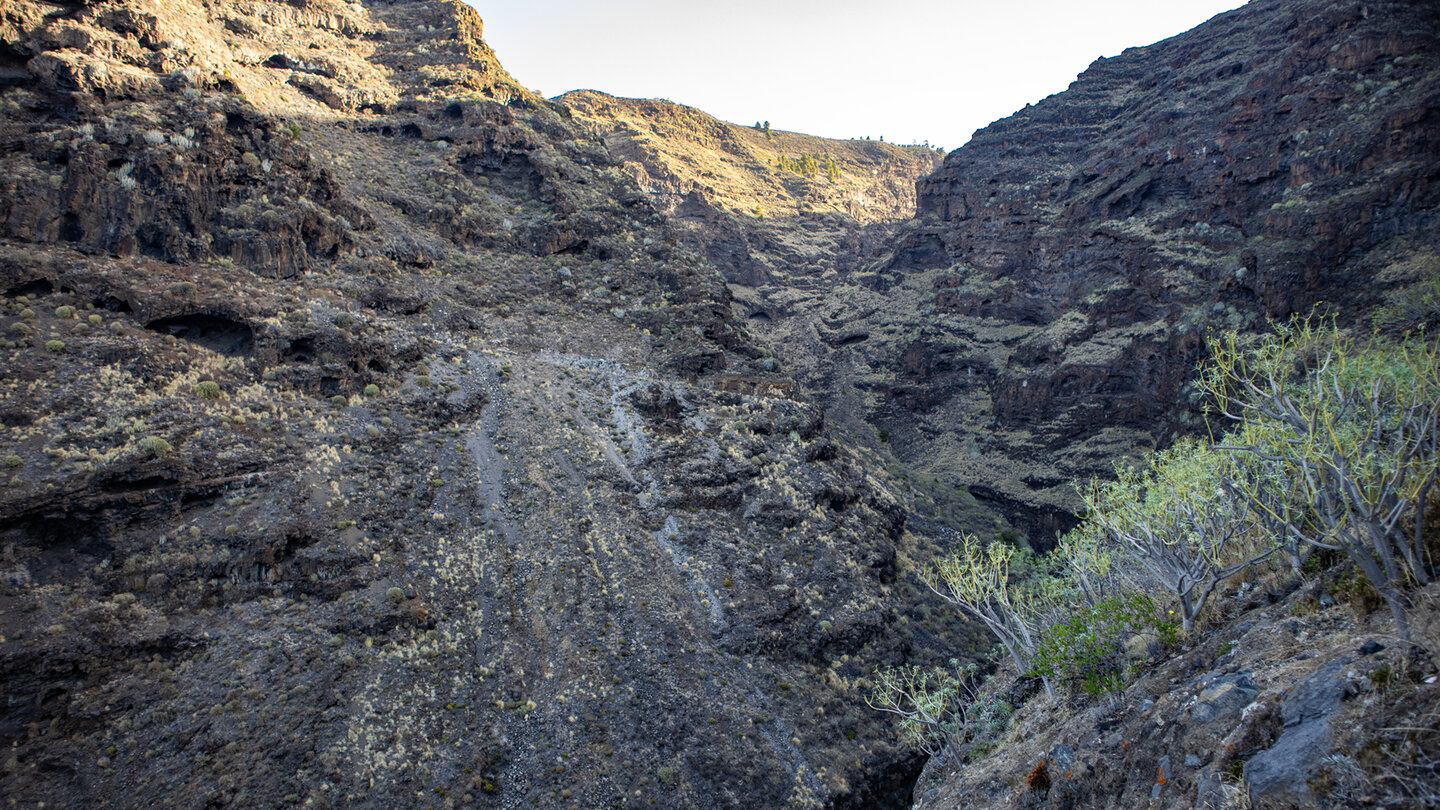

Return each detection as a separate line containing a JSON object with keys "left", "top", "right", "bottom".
{"left": 806, "top": 0, "right": 1440, "bottom": 537}
{"left": 0, "top": 3, "right": 978, "bottom": 808}
{"left": 560, "top": 90, "right": 942, "bottom": 289}
{"left": 2, "top": 0, "right": 1437, "bottom": 808}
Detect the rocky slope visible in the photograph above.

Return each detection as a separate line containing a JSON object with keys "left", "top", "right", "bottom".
{"left": 728, "top": 0, "right": 1440, "bottom": 541}
{"left": 560, "top": 90, "right": 942, "bottom": 291}
{"left": 914, "top": 579, "right": 1440, "bottom": 810}
{"left": 0, "top": 2, "right": 991, "bottom": 808}
{"left": 1, "top": 0, "right": 1438, "bottom": 808}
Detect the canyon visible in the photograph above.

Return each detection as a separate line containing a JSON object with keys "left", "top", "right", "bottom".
{"left": 0, "top": 0, "right": 1436, "bottom": 808}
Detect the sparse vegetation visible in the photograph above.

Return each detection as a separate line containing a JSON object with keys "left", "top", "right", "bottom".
{"left": 137, "top": 436, "right": 172, "bottom": 458}
{"left": 922, "top": 533, "right": 1064, "bottom": 697}
{"left": 1028, "top": 593, "right": 1179, "bottom": 694}
{"left": 774, "top": 152, "right": 842, "bottom": 182}
{"left": 1202, "top": 319, "right": 1440, "bottom": 641}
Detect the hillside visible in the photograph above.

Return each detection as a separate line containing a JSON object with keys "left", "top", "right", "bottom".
{"left": 561, "top": 90, "right": 941, "bottom": 297}
{"left": 0, "top": 0, "right": 1437, "bottom": 808}
{"left": 0, "top": 2, "right": 981, "bottom": 808}
{"left": 736, "top": 0, "right": 1440, "bottom": 542}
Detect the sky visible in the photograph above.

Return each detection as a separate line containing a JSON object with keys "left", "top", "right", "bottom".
{"left": 469, "top": 0, "right": 1248, "bottom": 150}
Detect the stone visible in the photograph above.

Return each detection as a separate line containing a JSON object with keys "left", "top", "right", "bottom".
{"left": 1244, "top": 659, "right": 1350, "bottom": 804}
{"left": 1188, "top": 672, "right": 1259, "bottom": 724}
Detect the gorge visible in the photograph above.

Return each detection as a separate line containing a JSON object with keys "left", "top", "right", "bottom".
{"left": 0, "top": 0, "right": 1437, "bottom": 808}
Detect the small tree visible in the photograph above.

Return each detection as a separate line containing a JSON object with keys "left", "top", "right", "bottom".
{"left": 1080, "top": 439, "right": 1276, "bottom": 634}
{"left": 922, "top": 534, "right": 1063, "bottom": 697}
{"left": 865, "top": 664, "right": 980, "bottom": 756}
{"left": 1204, "top": 321, "right": 1440, "bottom": 640}
{"left": 1055, "top": 524, "right": 1119, "bottom": 605}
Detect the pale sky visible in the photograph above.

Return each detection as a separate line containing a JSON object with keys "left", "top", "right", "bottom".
{"left": 469, "top": 0, "right": 1248, "bottom": 150}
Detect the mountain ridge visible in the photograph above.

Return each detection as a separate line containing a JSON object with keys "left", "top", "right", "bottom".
{"left": 0, "top": 0, "right": 1436, "bottom": 808}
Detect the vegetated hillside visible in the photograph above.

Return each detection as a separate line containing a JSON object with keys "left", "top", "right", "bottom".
{"left": 870, "top": 0, "right": 1440, "bottom": 807}
{"left": 0, "top": 2, "right": 996, "bottom": 808}
{"left": 914, "top": 576, "right": 1440, "bottom": 810}
{"left": 561, "top": 90, "right": 942, "bottom": 290}
{"left": 732, "top": 0, "right": 1440, "bottom": 543}
{"left": 1, "top": 0, "right": 1436, "bottom": 808}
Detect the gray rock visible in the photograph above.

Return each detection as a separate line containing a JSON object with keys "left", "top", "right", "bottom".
{"left": 1187, "top": 672, "right": 1259, "bottom": 723}
{"left": 1245, "top": 658, "right": 1350, "bottom": 804}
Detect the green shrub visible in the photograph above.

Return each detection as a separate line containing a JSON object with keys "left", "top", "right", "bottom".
{"left": 363, "top": 383, "right": 381, "bottom": 398}
{"left": 867, "top": 663, "right": 1012, "bottom": 757}
{"left": 330, "top": 395, "right": 349, "bottom": 408}
{"left": 137, "top": 436, "right": 173, "bottom": 458}
{"left": 3, "top": 454, "right": 21, "bottom": 468}
{"left": 1203, "top": 319, "right": 1440, "bottom": 641}
{"left": 193, "top": 380, "right": 221, "bottom": 399}
{"left": 1029, "top": 593, "right": 1179, "bottom": 695}
{"left": 54, "top": 305, "right": 75, "bottom": 319}
{"left": 88, "top": 314, "right": 102, "bottom": 325}
{"left": 44, "top": 339, "right": 65, "bottom": 353}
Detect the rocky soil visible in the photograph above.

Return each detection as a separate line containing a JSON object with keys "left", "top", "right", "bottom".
{"left": 0, "top": 1, "right": 992, "bottom": 808}
{"left": 914, "top": 577, "right": 1440, "bottom": 810}
{"left": 712, "top": 0, "right": 1437, "bottom": 543}
{"left": 1, "top": 0, "right": 1438, "bottom": 808}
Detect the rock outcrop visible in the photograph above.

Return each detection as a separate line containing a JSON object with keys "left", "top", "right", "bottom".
{"left": 2, "top": 0, "right": 1438, "bottom": 808}
{"left": 748, "top": 0, "right": 1440, "bottom": 539}
{"left": 0, "top": 2, "right": 979, "bottom": 808}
